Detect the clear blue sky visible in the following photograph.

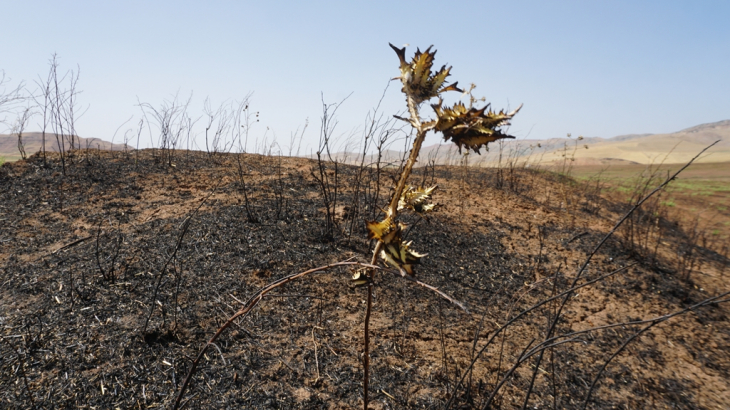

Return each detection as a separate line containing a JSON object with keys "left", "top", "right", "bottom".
{"left": 2, "top": 0, "right": 728, "bottom": 153}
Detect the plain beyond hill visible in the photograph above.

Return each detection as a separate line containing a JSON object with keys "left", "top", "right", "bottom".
{"left": 1, "top": 119, "right": 729, "bottom": 165}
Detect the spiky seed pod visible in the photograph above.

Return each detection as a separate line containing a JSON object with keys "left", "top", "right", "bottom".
{"left": 398, "top": 186, "right": 437, "bottom": 215}
{"left": 432, "top": 101, "right": 523, "bottom": 154}
{"left": 389, "top": 43, "right": 462, "bottom": 104}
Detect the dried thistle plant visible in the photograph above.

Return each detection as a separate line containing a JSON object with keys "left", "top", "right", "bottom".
{"left": 432, "top": 100, "right": 522, "bottom": 154}
{"left": 174, "top": 43, "right": 522, "bottom": 410}
{"left": 359, "top": 43, "right": 522, "bottom": 409}
{"left": 362, "top": 44, "right": 520, "bottom": 280}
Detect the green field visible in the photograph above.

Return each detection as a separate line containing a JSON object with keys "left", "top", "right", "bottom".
{"left": 0, "top": 154, "right": 23, "bottom": 165}
{"left": 571, "top": 161, "right": 730, "bottom": 240}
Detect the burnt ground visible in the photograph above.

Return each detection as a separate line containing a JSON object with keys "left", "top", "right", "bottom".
{"left": 1, "top": 149, "right": 729, "bottom": 409}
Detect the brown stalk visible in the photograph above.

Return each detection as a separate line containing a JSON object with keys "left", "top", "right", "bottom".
{"left": 363, "top": 89, "right": 433, "bottom": 409}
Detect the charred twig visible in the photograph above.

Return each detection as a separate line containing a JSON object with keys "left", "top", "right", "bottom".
{"left": 1, "top": 337, "right": 35, "bottom": 407}
{"left": 580, "top": 289, "right": 730, "bottom": 408}
{"left": 172, "top": 258, "right": 463, "bottom": 409}
{"left": 52, "top": 235, "right": 92, "bottom": 254}
{"left": 445, "top": 263, "right": 634, "bottom": 409}
{"left": 397, "top": 273, "right": 468, "bottom": 312}
{"left": 143, "top": 184, "right": 219, "bottom": 333}
{"left": 567, "top": 231, "right": 588, "bottom": 243}
{"left": 476, "top": 289, "right": 730, "bottom": 409}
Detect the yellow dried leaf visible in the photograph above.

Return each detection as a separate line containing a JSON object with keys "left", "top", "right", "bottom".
{"left": 421, "top": 203, "right": 436, "bottom": 212}
{"left": 351, "top": 269, "right": 372, "bottom": 286}
{"left": 367, "top": 217, "right": 427, "bottom": 275}
{"left": 366, "top": 217, "right": 395, "bottom": 241}
{"left": 378, "top": 228, "right": 426, "bottom": 276}
{"left": 398, "top": 186, "right": 437, "bottom": 214}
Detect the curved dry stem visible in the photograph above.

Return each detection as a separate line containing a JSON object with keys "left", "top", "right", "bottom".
{"left": 579, "top": 289, "right": 730, "bottom": 409}
{"left": 1, "top": 337, "right": 35, "bottom": 406}
{"left": 173, "top": 260, "right": 380, "bottom": 410}
{"left": 399, "top": 273, "right": 468, "bottom": 312}
{"left": 172, "top": 259, "right": 464, "bottom": 410}
{"left": 143, "top": 183, "right": 220, "bottom": 334}
{"left": 480, "top": 289, "right": 730, "bottom": 409}
{"left": 445, "top": 264, "right": 634, "bottom": 409}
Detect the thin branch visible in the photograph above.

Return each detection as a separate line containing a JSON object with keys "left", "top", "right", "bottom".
{"left": 173, "top": 260, "right": 383, "bottom": 410}
{"left": 477, "top": 289, "right": 730, "bottom": 409}
{"left": 143, "top": 183, "right": 219, "bottom": 333}
{"left": 447, "top": 140, "right": 720, "bottom": 409}
{"left": 580, "top": 289, "right": 730, "bottom": 409}
{"left": 0, "top": 337, "right": 35, "bottom": 407}
{"left": 398, "top": 273, "right": 468, "bottom": 312}
{"left": 445, "top": 264, "right": 634, "bottom": 409}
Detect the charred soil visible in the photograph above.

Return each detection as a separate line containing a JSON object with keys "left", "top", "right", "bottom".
{"left": 1, "top": 150, "right": 728, "bottom": 409}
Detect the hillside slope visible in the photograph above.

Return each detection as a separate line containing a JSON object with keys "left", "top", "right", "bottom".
{"left": 445, "top": 119, "right": 730, "bottom": 165}
{"left": 1, "top": 151, "right": 728, "bottom": 409}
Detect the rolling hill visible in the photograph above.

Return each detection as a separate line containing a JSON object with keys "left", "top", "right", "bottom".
{"left": 421, "top": 119, "right": 730, "bottom": 166}
{"left": 321, "top": 119, "right": 730, "bottom": 167}
{"left": 3, "top": 120, "right": 728, "bottom": 166}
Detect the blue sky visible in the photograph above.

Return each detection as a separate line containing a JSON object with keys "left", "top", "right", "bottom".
{"left": 2, "top": 0, "right": 728, "bottom": 153}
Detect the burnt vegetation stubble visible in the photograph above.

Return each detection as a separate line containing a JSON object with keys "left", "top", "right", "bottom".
{"left": 1, "top": 146, "right": 729, "bottom": 409}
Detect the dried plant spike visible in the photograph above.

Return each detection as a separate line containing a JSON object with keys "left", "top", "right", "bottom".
{"left": 389, "top": 43, "right": 410, "bottom": 78}
{"left": 373, "top": 223, "right": 426, "bottom": 276}
{"left": 381, "top": 239, "right": 426, "bottom": 276}
{"left": 389, "top": 43, "right": 462, "bottom": 104}
{"left": 398, "top": 186, "right": 438, "bottom": 214}
{"left": 433, "top": 101, "right": 523, "bottom": 154}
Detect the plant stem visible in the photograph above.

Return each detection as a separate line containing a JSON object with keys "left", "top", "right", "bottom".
{"left": 363, "top": 93, "right": 429, "bottom": 409}
{"left": 363, "top": 282, "right": 374, "bottom": 409}
{"left": 386, "top": 95, "right": 426, "bottom": 217}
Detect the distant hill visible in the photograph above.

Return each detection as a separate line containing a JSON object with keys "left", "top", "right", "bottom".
{"left": 321, "top": 120, "right": 730, "bottom": 167}
{"left": 0, "top": 132, "right": 131, "bottom": 161}
{"left": 423, "top": 119, "right": 730, "bottom": 166}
